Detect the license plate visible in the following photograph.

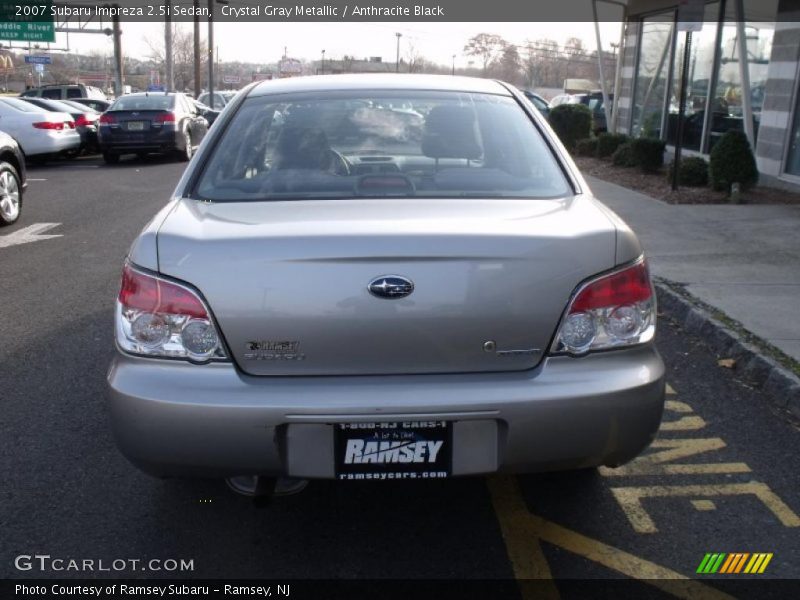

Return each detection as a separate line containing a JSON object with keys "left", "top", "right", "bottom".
{"left": 127, "top": 121, "right": 145, "bottom": 131}
{"left": 334, "top": 421, "right": 451, "bottom": 480}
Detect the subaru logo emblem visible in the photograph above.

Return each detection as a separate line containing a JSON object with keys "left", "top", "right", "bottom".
{"left": 368, "top": 276, "right": 414, "bottom": 299}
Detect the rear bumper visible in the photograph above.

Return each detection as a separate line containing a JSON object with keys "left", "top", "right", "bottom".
{"left": 25, "top": 131, "right": 81, "bottom": 157}
{"left": 107, "top": 345, "right": 665, "bottom": 479}
{"left": 98, "top": 128, "right": 181, "bottom": 154}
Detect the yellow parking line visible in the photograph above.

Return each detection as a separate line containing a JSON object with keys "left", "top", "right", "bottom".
{"left": 611, "top": 482, "right": 800, "bottom": 533}
{"left": 488, "top": 476, "right": 736, "bottom": 600}
{"left": 487, "top": 475, "right": 559, "bottom": 599}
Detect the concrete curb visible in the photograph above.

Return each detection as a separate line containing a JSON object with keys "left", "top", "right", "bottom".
{"left": 655, "top": 281, "right": 800, "bottom": 421}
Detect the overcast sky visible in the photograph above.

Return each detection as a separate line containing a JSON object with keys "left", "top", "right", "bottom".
{"left": 51, "top": 20, "right": 624, "bottom": 68}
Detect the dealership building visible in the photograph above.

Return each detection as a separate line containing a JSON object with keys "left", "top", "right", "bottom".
{"left": 612, "top": 0, "right": 800, "bottom": 188}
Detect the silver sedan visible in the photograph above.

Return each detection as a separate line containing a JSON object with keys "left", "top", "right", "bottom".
{"left": 107, "top": 75, "right": 664, "bottom": 495}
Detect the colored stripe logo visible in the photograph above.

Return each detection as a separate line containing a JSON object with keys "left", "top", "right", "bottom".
{"left": 697, "top": 553, "right": 773, "bottom": 574}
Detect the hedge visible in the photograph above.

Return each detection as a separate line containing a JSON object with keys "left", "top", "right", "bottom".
{"left": 548, "top": 104, "right": 592, "bottom": 151}
{"left": 574, "top": 137, "right": 599, "bottom": 157}
{"left": 596, "top": 133, "right": 629, "bottom": 158}
{"left": 630, "top": 138, "right": 666, "bottom": 172}
{"left": 709, "top": 130, "right": 758, "bottom": 193}
{"left": 667, "top": 156, "right": 709, "bottom": 187}
{"left": 612, "top": 142, "right": 637, "bottom": 167}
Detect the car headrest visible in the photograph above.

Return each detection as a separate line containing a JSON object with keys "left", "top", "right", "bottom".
{"left": 421, "top": 105, "right": 482, "bottom": 160}
{"left": 274, "top": 127, "right": 332, "bottom": 170}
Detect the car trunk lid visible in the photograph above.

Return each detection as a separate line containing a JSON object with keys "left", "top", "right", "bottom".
{"left": 156, "top": 197, "right": 617, "bottom": 376}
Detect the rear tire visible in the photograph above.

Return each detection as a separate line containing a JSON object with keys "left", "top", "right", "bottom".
{"left": 0, "top": 161, "right": 22, "bottom": 226}
{"left": 179, "top": 131, "right": 193, "bottom": 162}
{"left": 103, "top": 152, "right": 119, "bottom": 165}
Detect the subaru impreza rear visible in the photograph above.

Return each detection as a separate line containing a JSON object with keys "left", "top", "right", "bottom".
{"left": 107, "top": 75, "right": 664, "bottom": 485}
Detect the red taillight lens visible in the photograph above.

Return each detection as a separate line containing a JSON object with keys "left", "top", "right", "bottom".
{"left": 119, "top": 264, "right": 208, "bottom": 319}
{"left": 66, "top": 121, "right": 75, "bottom": 129}
{"left": 551, "top": 258, "right": 656, "bottom": 355}
{"left": 116, "top": 264, "right": 227, "bottom": 362}
{"left": 570, "top": 260, "right": 652, "bottom": 312}
{"left": 155, "top": 112, "right": 176, "bottom": 123}
{"left": 99, "top": 113, "right": 116, "bottom": 124}
{"left": 32, "top": 121, "right": 64, "bottom": 130}
{"left": 75, "top": 114, "right": 94, "bottom": 127}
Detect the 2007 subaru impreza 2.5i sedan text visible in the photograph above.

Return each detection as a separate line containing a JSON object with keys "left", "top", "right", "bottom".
{"left": 107, "top": 75, "right": 665, "bottom": 498}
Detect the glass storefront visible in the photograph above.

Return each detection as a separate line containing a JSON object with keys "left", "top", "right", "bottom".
{"left": 631, "top": 1, "right": 775, "bottom": 153}
{"left": 632, "top": 12, "right": 674, "bottom": 138}
{"left": 665, "top": 2, "right": 720, "bottom": 150}
{"left": 786, "top": 86, "right": 800, "bottom": 176}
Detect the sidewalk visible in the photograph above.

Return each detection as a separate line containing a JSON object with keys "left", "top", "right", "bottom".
{"left": 587, "top": 176, "right": 800, "bottom": 363}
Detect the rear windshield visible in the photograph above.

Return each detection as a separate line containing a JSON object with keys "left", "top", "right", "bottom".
{"left": 111, "top": 95, "right": 175, "bottom": 111}
{"left": 61, "top": 100, "right": 98, "bottom": 113}
{"left": 1, "top": 97, "right": 44, "bottom": 112}
{"left": 195, "top": 91, "right": 570, "bottom": 201}
{"left": 38, "top": 99, "right": 79, "bottom": 113}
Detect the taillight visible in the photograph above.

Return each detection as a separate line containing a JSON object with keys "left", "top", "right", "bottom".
{"left": 66, "top": 121, "right": 75, "bottom": 129}
{"left": 75, "top": 114, "right": 94, "bottom": 127}
{"left": 550, "top": 258, "right": 656, "bottom": 355}
{"left": 115, "top": 263, "right": 228, "bottom": 362}
{"left": 99, "top": 113, "right": 116, "bottom": 125}
{"left": 155, "top": 112, "right": 176, "bottom": 123}
{"left": 32, "top": 121, "right": 64, "bottom": 130}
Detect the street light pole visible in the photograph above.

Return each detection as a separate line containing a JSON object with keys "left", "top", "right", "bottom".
{"left": 452, "top": 54, "right": 456, "bottom": 76}
{"left": 207, "top": 0, "right": 214, "bottom": 101}
{"left": 112, "top": 13, "right": 123, "bottom": 96}
{"left": 193, "top": 0, "right": 201, "bottom": 97}
{"left": 165, "top": 0, "right": 173, "bottom": 91}
{"left": 395, "top": 32, "right": 402, "bottom": 73}
{"left": 321, "top": 49, "right": 325, "bottom": 75}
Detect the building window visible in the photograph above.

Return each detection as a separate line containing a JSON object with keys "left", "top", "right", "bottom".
{"left": 631, "top": 12, "right": 675, "bottom": 138}
{"left": 665, "top": 2, "right": 721, "bottom": 151}
{"left": 745, "top": 22, "right": 774, "bottom": 144}
{"left": 706, "top": 7, "right": 774, "bottom": 150}
{"left": 629, "top": 0, "right": 775, "bottom": 154}
{"left": 786, "top": 83, "right": 800, "bottom": 176}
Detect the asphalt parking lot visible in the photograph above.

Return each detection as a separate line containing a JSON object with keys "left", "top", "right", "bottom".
{"left": 1, "top": 155, "right": 799, "bottom": 595}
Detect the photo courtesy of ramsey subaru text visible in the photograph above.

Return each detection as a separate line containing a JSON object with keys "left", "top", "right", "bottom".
{"left": 107, "top": 74, "right": 665, "bottom": 498}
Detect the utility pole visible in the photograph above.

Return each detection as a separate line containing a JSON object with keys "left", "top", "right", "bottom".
{"left": 207, "top": 0, "right": 214, "bottom": 102}
{"left": 452, "top": 54, "right": 456, "bottom": 75}
{"left": 165, "top": 0, "right": 173, "bottom": 91}
{"left": 193, "top": 0, "right": 201, "bottom": 97}
{"left": 112, "top": 12, "right": 123, "bottom": 96}
{"left": 320, "top": 49, "right": 325, "bottom": 75}
{"left": 395, "top": 32, "right": 402, "bottom": 73}
{"left": 671, "top": 31, "right": 692, "bottom": 191}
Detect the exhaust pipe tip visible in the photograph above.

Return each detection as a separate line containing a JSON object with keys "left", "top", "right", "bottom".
{"left": 225, "top": 475, "right": 309, "bottom": 505}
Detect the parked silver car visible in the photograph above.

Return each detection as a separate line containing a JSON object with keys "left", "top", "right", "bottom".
{"left": 108, "top": 75, "right": 664, "bottom": 494}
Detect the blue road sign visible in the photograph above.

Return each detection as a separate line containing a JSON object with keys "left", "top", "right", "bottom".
{"left": 25, "top": 55, "right": 51, "bottom": 65}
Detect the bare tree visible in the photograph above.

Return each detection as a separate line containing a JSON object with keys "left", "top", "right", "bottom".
{"left": 463, "top": 33, "right": 506, "bottom": 75}
{"left": 522, "top": 39, "right": 563, "bottom": 88}
{"left": 405, "top": 41, "right": 423, "bottom": 73}
{"left": 494, "top": 43, "right": 522, "bottom": 84}
{"left": 145, "top": 23, "right": 206, "bottom": 91}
